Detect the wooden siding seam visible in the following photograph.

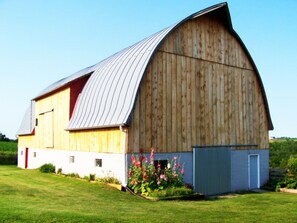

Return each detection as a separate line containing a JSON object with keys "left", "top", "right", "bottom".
{"left": 158, "top": 50, "right": 254, "bottom": 72}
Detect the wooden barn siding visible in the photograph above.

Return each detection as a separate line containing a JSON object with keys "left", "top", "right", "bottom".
{"left": 69, "top": 128, "right": 124, "bottom": 153}
{"left": 18, "top": 87, "right": 124, "bottom": 154}
{"left": 128, "top": 15, "right": 269, "bottom": 153}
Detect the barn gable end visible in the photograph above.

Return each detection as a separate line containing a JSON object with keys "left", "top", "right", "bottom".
{"left": 128, "top": 10, "right": 271, "bottom": 153}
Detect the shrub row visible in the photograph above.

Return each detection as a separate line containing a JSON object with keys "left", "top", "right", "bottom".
{"left": 0, "top": 151, "right": 17, "bottom": 165}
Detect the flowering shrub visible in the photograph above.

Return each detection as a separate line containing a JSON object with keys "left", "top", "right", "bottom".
{"left": 127, "top": 148, "right": 185, "bottom": 196}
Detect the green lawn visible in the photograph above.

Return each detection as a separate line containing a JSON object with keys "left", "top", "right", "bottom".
{"left": 0, "top": 166, "right": 296, "bottom": 223}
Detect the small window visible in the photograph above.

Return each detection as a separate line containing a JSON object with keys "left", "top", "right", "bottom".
{"left": 154, "top": 160, "right": 168, "bottom": 170}
{"left": 95, "top": 159, "right": 102, "bottom": 167}
{"left": 35, "top": 118, "right": 38, "bottom": 126}
{"left": 33, "top": 152, "right": 37, "bottom": 158}
{"left": 69, "top": 156, "right": 75, "bottom": 163}
{"left": 21, "top": 151, "right": 23, "bottom": 156}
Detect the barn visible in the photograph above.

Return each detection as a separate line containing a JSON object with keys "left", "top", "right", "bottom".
{"left": 17, "top": 3, "right": 273, "bottom": 195}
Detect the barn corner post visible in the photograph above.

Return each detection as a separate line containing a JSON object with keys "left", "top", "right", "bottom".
{"left": 120, "top": 125, "right": 128, "bottom": 186}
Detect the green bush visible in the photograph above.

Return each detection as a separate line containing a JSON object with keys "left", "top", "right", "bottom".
{"left": 39, "top": 163, "right": 55, "bottom": 173}
{"left": 287, "top": 157, "right": 297, "bottom": 176}
{"left": 0, "top": 151, "right": 17, "bottom": 165}
{"left": 89, "top": 174, "right": 96, "bottom": 181}
{"left": 0, "top": 141, "right": 17, "bottom": 165}
{"left": 270, "top": 139, "right": 297, "bottom": 168}
{"left": 149, "top": 186, "right": 194, "bottom": 198}
{"left": 96, "top": 176, "right": 120, "bottom": 184}
{"left": 66, "top": 173, "right": 80, "bottom": 178}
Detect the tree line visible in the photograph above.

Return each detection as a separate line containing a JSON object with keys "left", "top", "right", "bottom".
{"left": 270, "top": 138, "right": 297, "bottom": 168}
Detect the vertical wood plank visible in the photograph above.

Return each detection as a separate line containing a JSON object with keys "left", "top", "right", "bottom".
{"left": 185, "top": 57, "right": 192, "bottom": 150}
{"left": 162, "top": 52, "right": 168, "bottom": 152}
{"left": 157, "top": 52, "right": 164, "bottom": 152}
{"left": 151, "top": 57, "right": 158, "bottom": 150}
{"left": 176, "top": 55, "right": 182, "bottom": 150}
{"left": 181, "top": 56, "right": 187, "bottom": 151}
{"left": 167, "top": 53, "right": 173, "bottom": 151}
{"left": 171, "top": 55, "right": 180, "bottom": 151}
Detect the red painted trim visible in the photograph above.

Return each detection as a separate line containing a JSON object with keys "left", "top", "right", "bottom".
{"left": 69, "top": 75, "right": 90, "bottom": 119}
{"left": 25, "top": 148, "right": 29, "bottom": 169}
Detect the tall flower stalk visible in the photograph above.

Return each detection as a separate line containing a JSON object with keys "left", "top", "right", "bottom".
{"left": 128, "top": 149, "right": 185, "bottom": 196}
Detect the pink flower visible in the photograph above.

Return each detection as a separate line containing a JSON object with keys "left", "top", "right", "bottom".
{"left": 177, "top": 163, "right": 181, "bottom": 168}
{"left": 140, "top": 155, "right": 147, "bottom": 163}
{"left": 160, "top": 174, "right": 167, "bottom": 181}
{"left": 131, "top": 156, "right": 136, "bottom": 164}
{"left": 136, "top": 161, "right": 141, "bottom": 167}
{"left": 181, "top": 168, "right": 184, "bottom": 175}
{"left": 128, "top": 170, "right": 133, "bottom": 177}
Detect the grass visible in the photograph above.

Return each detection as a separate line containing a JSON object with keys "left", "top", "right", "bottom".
{"left": 0, "top": 166, "right": 297, "bottom": 223}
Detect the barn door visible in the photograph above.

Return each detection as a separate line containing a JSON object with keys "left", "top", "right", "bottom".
{"left": 249, "top": 154, "right": 259, "bottom": 189}
{"left": 25, "top": 148, "right": 29, "bottom": 169}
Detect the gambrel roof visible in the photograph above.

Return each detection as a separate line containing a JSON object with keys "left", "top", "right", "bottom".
{"left": 17, "top": 2, "right": 273, "bottom": 136}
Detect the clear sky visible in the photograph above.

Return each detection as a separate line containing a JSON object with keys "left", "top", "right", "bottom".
{"left": 0, "top": 0, "right": 296, "bottom": 139}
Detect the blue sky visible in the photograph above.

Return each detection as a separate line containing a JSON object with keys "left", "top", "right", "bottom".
{"left": 0, "top": 0, "right": 296, "bottom": 139}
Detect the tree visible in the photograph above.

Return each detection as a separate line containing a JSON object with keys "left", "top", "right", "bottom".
{"left": 0, "top": 132, "right": 9, "bottom": 141}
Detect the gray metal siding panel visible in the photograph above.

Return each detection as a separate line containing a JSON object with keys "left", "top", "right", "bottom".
{"left": 230, "top": 150, "right": 249, "bottom": 191}
{"left": 230, "top": 149, "right": 269, "bottom": 191}
{"left": 259, "top": 149, "right": 269, "bottom": 186}
{"left": 194, "top": 148, "right": 231, "bottom": 196}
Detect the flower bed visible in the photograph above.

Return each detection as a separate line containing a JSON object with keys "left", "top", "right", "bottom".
{"left": 127, "top": 148, "right": 201, "bottom": 200}
{"left": 126, "top": 186, "right": 204, "bottom": 201}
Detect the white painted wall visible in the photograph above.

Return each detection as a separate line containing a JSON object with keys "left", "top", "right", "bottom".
{"left": 18, "top": 147, "right": 127, "bottom": 185}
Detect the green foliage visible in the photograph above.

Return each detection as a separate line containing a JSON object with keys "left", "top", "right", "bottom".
{"left": 96, "top": 176, "right": 121, "bottom": 184}
{"left": 39, "top": 163, "right": 55, "bottom": 173}
{"left": 0, "top": 151, "right": 17, "bottom": 165}
{"left": 287, "top": 156, "right": 297, "bottom": 175}
{"left": 276, "top": 176, "right": 297, "bottom": 190}
{"left": 128, "top": 149, "right": 185, "bottom": 196}
{"left": 56, "top": 168, "right": 62, "bottom": 175}
{"left": 0, "top": 141, "right": 17, "bottom": 165}
{"left": 149, "top": 186, "right": 194, "bottom": 198}
{"left": 269, "top": 138, "right": 297, "bottom": 168}
{"left": 0, "top": 141, "right": 17, "bottom": 152}
{"left": 0, "top": 132, "right": 9, "bottom": 142}
{"left": 66, "top": 173, "right": 80, "bottom": 178}
{"left": 89, "top": 174, "right": 96, "bottom": 181}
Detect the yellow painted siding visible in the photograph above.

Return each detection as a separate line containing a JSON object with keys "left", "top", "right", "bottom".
{"left": 128, "top": 15, "right": 269, "bottom": 153}
{"left": 18, "top": 87, "right": 124, "bottom": 154}
{"left": 69, "top": 128, "right": 125, "bottom": 153}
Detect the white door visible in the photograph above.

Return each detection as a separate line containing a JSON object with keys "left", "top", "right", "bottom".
{"left": 249, "top": 154, "right": 259, "bottom": 189}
